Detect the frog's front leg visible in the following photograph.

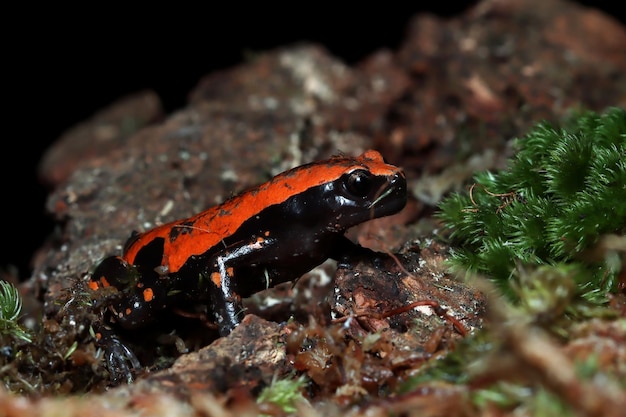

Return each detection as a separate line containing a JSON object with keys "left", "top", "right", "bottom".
{"left": 208, "top": 237, "right": 274, "bottom": 336}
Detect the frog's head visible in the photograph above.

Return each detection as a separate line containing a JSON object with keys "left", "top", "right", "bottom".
{"left": 276, "top": 150, "right": 407, "bottom": 232}
{"left": 322, "top": 150, "right": 407, "bottom": 230}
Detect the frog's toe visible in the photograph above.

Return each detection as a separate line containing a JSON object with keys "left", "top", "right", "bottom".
{"left": 95, "top": 327, "right": 141, "bottom": 385}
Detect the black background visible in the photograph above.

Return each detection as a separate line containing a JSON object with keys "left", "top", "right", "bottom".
{"left": 4, "top": 2, "right": 625, "bottom": 279}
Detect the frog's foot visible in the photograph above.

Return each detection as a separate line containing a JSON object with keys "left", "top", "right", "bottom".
{"left": 331, "top": 235, "right": 391, "bottom": 268}
{"left": 95, "top": 326, "right": 141, "bottom": 385}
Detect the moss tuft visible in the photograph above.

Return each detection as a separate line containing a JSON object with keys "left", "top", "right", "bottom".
{"left": 437, "top": 107, "right": 626, "bottom": 304}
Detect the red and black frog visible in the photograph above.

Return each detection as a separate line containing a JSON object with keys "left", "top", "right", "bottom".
{"left": 89, "top": 150, "right": 407, "bottom": 382}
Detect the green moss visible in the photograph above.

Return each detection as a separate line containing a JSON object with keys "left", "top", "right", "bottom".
{"left": 399, "top": 330, "right": 493, "bottom": 390}
{"left": 257, "top": 373, "right": 309, "bottom": 414}
{"left": 0, "top": 280, "right": 31, "bottom": 344}
{"left": 400, "top": 107, "right": 624, "bottom": 416}
{"left": 472, "top": 384, "right": 576, "bottom": 417}
{"left": 437, "top": 107, "right": 626, "bottom": 304}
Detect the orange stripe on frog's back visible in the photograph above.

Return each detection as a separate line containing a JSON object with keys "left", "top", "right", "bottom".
{"left": 123, "top": 150, "right": 401, "bottom": 273}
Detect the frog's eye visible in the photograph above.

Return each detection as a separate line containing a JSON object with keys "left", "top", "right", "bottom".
{"left": 345, "top": 170, "right": 372, "bottom": 197}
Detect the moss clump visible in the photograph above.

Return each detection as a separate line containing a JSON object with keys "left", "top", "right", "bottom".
{"left": 257, "top": 374, "right": 309, "bottom": 414}
{"left": 437, "top": 107, "right": 625, "bottom": 303}
{"left": 0, "top": 280, "right": 31, "bottom": 344}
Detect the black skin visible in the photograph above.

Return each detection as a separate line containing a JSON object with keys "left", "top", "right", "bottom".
{"left": 91, "top": 169, "right": 406, "bottom": 383}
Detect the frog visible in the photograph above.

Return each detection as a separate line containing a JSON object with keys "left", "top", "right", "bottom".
{"left": 89, "top": 150, "right": 407, "bottom": 382}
